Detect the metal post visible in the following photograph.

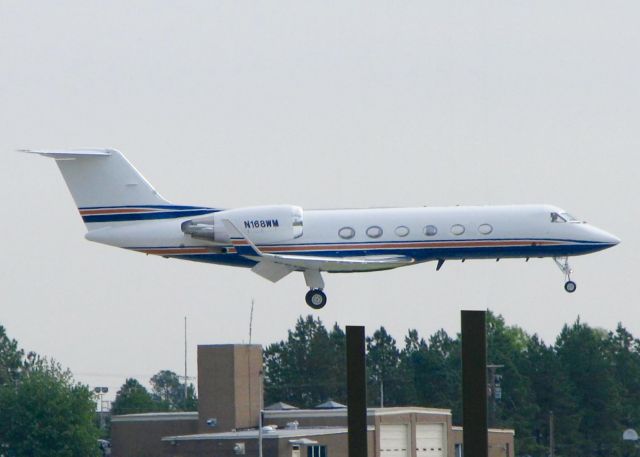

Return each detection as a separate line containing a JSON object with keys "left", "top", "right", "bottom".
{"left": 461, "top": 310, "right": 488, "bottom": 457}
{"left": 184, "top": 316, "right": 188, "bottom": 405}
{"left": 347, "top": 326, "right": 368, "bottom": 457}
{"left": 549, "top": 411, "right": 555, "bottom": 457}
{"left": 258, "top": 363, "right": 264, "bottom": 457}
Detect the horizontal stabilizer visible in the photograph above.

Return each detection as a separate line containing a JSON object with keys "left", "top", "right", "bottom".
{"left": 19, "top": 149, "right": 112, "bottom": 159}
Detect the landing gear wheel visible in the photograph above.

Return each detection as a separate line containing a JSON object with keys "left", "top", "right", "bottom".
{"left": 305, "top": 289, "right": 327, "bottom": 309}
{"left": 564, "top": 280, "right": 577, "bottom": 293}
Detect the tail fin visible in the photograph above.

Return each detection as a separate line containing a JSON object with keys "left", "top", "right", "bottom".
{"left": 23, "top": 149, "right": 213, "bottom": 227}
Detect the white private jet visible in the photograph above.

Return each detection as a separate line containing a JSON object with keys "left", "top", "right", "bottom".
{"left": 25, "top": 149, "right": 620, "bottom": 309}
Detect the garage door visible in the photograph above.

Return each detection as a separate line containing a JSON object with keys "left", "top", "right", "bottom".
{"left": 416, "top": 423, "right": 445, "bottom": 457}
{"left": 380, "top": 424, "right": 410, "bottom": 457}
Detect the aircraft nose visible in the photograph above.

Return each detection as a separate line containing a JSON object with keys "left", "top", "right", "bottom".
{"left": 588, "top": 226, "right": 621, "bottom": 247}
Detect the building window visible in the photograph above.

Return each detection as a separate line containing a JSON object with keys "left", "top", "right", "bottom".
{"left": 338, "top": 227, "right": 355, "bottom": 239}
{"left": 395, "top": 226, "right": 410, "bottom": 237}
{"left": 478, "top": 223, "right": 493, "bottom": 235}
{"left": 366, "top": 226, "right": 383, "bottom": 238}
{"left": 451, "top": 224, "right": 465, "bottom": 236}
{"left": 307, "top": 445, "right": 327, "bottom": 457}
{"left": 424, "top": 225, "right": 438, "bottom": 236}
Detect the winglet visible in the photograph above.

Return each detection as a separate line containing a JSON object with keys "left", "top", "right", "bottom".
{"left": 222, "top": 219, "right": 263, "bottom": 257}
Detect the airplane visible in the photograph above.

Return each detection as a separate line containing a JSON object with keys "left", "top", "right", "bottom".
{"left": 24, "top": 148, "right": 620, "bottom": 309}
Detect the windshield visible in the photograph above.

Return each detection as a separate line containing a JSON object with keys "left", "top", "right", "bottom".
{"left": 550, "top": 212, "right": 580, "bottom": 223}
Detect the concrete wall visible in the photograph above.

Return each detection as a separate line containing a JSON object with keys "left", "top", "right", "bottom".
{"left": 451, "top": 428, "right": 515, "bottom": 457}
{"left": 277, "top": 432, "right": 375, "bottom": 457}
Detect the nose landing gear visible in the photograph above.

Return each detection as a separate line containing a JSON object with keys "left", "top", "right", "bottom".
{"left": 554, "top": 257, "right": 577, "bottom": 293}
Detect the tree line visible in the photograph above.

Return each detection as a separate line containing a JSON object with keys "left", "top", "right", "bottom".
{"left": 264, "top": 313, "right": 640, "bottom": 457}
{"left": 3, "top": 312, "right": 640, "bottom": 457}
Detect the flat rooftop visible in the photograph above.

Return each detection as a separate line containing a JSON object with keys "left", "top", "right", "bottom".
{"left": 162, "top": 426, "right": 376, "bottom": 442}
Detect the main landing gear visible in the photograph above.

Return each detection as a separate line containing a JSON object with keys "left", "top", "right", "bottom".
{"left": 554, "top": 257, "right": 577, "bottom": 293}
{"left": 304, "top": 270, "right": 327, "bottom": 309}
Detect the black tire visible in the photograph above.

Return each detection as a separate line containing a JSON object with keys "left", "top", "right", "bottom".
{"left": 564, "top": 281, "right": 577, "bottom": 293}
{"left": 305, "top": 289, "right": 327, "bottom": 309}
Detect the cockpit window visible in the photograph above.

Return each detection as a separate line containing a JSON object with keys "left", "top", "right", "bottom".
{"left": 551, "top": 212, "right": 580, "bottom": 223}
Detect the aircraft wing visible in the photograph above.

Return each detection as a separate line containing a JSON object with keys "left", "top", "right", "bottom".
{"left": 222, "top": 220, "right": 414, "bottom": 282}
{"left": 261, "top": 253, "right": 414, "bottom": 271}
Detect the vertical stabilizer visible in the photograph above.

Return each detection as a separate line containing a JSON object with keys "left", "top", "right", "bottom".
{"left": 23, "top": 149, "right": 216, "bottom": 228}
{"left": 23, "top": 149, "right": 168, "bottom": 208}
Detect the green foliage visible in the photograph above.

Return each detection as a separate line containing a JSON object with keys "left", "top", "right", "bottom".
{"left": 111, "top": 378, "right": 158, "bottom": 415}
{"left": 150, "top": 370, "right": 197, "bottom": 411}
{"left": 0, "top": 354, "right": 99, "bottom": 457}
{"left": 0, "top": 325, "right": 23, "bottom": 387}
{"left": 111, "top": 371, "right": 198, "bottom": 416}
{"left": 264, "top": 316, "right": 346, "bottom": 407}
{"left": 265, "top": 314, "right": 640, "bottom": 457}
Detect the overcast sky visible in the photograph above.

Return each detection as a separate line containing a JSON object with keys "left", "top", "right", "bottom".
{"left": 1, "top": 1, "right": 638, "bottom": 400}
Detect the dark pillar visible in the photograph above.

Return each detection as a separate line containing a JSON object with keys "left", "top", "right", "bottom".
{"left": 461, "top": 310, "right": 488, "bottom": 457}
{"left": 346, "top": 326, "right": 368, "bottom": 457}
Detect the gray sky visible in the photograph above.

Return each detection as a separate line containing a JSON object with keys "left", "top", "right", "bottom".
{"left": 1, "top": 1, "right": 638, "bottom": 400}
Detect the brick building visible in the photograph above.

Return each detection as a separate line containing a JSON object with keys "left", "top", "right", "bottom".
{"left": 111, "top": 344, "right": 514, "bottom": 457}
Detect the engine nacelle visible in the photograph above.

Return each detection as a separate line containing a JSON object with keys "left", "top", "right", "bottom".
{"left": 182, "top": 205, "right": 303, "bottom": 245}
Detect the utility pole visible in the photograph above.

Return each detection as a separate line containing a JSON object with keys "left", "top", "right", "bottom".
{"left": 249, "top": 299, "right": 254, "bottom": 344}
{"left": 487, "top": 364, "right": 503, "bottom": 427}
{"left": 184, "top": 316, "right": 188, "bottom": 404}
{"left": 549, "top": 411, "right": 555, "bottom": 457}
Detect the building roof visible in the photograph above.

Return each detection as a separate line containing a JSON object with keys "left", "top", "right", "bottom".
{"left": 111, "top": 412, "right": 198, "bottom": 423}
{"left": 315, "top": 400, "right": 346, "bottom": 409}
{"left": 265, "top": 401, "right": 299, "bottom": 411}
{"left": 162, "top": 426, "right": 376, "bottom": 442}
{"left": 452, "top": 425, "right": 516, "bottom": 435}
{"left": 264, "top": 406, "right": 451, "bottom": 420}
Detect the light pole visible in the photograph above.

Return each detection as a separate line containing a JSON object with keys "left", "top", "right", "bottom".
{"left": 94, "top": 387, "right": 109, "bottom": 429}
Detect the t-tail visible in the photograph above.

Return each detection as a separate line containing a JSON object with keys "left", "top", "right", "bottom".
{"left": 22, "top": 149, "right": 216, "bottom": 229}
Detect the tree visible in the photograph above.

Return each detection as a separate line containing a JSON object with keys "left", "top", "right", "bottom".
{"left": 556, "top": 319, "right": 623, "bottom": 456}
{"left": 111, "top": 378, "right": 158, "bottom": 415}
{"left": 0, "top": 358, "right": 99, "bottom": 457}
{"left": 402, "top": 328, "right": 461, "bottom": 418}
{"left": 150, "top": 370, "right": 197, "bottom": 411}
{"left": 0, "top": 325, "right": 23, "bottom": 386}
{"left": 367, "top": 327, "right": 410, "bottom": 406}
{"left": 264, "top": 316, "right": 346, "bottom": 407}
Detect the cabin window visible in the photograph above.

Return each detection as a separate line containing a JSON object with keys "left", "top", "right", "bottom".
{"left": 478, "top": 224, "right": 493, "bottom": 235}
{"left": 424, "top": 225, "right": 438, "bottom": 236}
{"left": 366, "top": 226, "right": 383, "bottom": 238}
{"left": 451, "top": 224, "right": 465, "bottom": 236}
{"left": 338, "top": 227, "right": 355, "bottom": 239}
{"left": 395, "top": 226, "right": 410, "bottom": 237}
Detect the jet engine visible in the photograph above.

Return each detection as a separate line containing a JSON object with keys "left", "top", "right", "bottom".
{"left": 182, "top": 205, "right": 303, "bottom": 245}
